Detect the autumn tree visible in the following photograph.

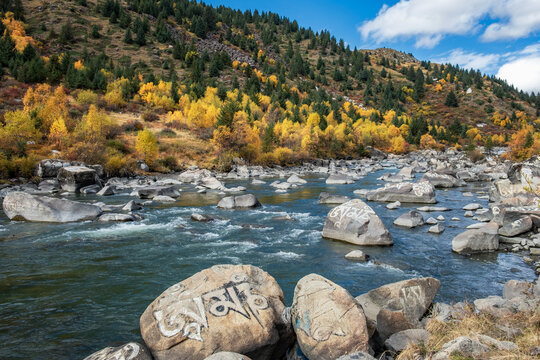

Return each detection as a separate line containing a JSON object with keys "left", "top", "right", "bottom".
{"left": 136, "top": 128, "right": 158, "bottom": 164}
{"left": 49, "top": 117, "right": 69, "bottom": 148}
{"left": 81, "top": 104, "right": 112, "bottom": 141}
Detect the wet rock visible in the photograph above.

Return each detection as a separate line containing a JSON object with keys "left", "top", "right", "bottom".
{"left": 344, "top": 250, "right": 369, "bottom": 262}
{"left": 81, "top": 184, "right": 102, "bottom": 194}
{"left": 432, "top": 337, "right": 489, "bottom": 360}
{"left": 251, "top": 179, "right": 265, "bottom": 185}
{"left": 318, "top": 192, "right": 350, "bottom": 204}
{"left": 452, "top": 222, "right": 499, "bottom": 254}
{"left": 98, "top": 213, "right": 137, "bottom": 222}
{"left": 355, "top": 277, "right": 441, "bottom": 340}
{"left": 2, "top": 192, "right": 102, "bottom": 223}
{"left": 191, "top": 213, "right": 214, "bottom": 222}
{"left": 386, "top": 201, "right": 400, "bottom": 210}
{"left": 417, "top": 206, "right": 449, "bottom": 212}
{"left": 204, "top": 352, "right": 252, "bottom": 360}
{"left": 272, "top": 214, "right": 295, "bottom": 221}
{"left": 428, "top": 224, "right": 445, "bottom": 234}
{"left": 153, "top": 195, "right": 177, "bottom": 203}
{"left": 464, "top": 211, "right": 474, "bottom": 217}
{"left": 58, "top": 166, "right": 99, "bottom": 193}
{"left": 217, "top": 194, "right": 261, "bottom": 209}
{"left": 140, "top": 265, "right": 293, "bottom": 360}
{"left": 366, "top": 181, "right": 436, "bottom": 204}
{"left": 271, "top": 182, "right": 292, "bottom": 191}
{"left": 178, "top": 169, "right": 213, "bottom": 183}
{"left": 393, "top": 211, "right": 424, "bottom": 228}
{"left": 83, "top": 342, "right": 152, "bottom": 360}
{"left": 291, "top": 274, "right": 370, "bottom": 360}
{"left": 437, "top": 215, "right": 445, "bottom": 221}
{"left": 322, "top": 199, "right": 393, "bottom": 246}
{"left": 201, "top": 177, "right": 225, "bottom": 190}
{"left": 384, "top": 329, "right": 429, "bottom": 353}
{"left": 326, "top": 174, "right": 354, "bottom": 185}
{"left": 463, "top": 203, "right": 482, "bottom": 211}
{"left": 426, "top": 217, "right": 438, "bottom": 225}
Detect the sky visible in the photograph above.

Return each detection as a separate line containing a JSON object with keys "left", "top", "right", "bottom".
{"left": 205, "top": 0, "right": 540, "bottom": 93}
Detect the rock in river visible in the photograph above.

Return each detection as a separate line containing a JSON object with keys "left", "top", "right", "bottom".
{"left": 322, "top": 199, "right": 393, "bottom": 246}
{"left": 319, "top": 192, "right": 350, "bottom": 204}
{"left": 326, "top": 174, "right": 354, "bottom": 185}
{"left": 366, "top": 181, "right": 436, "bottom": 204}
{"left": 217, "top": 194, "right": 261, "bottom": 209}
{"left": 57, "top": 166, "right": 99, "bottom": 193}
{"left": 420, "top": 171, "right": 461, "bottom": 188}
{"left": 291, "top": 274, "right": 370, "bottom": 360}
{"left": 2, "top": 192, "right": 102, "bottom": 223}
{"left": 393, "top": 211, "right": 424, "bottom": 228}
{"left": 140, "top": 265, "right": 293, "bottom": 360}
{"left": 355, "top": 277, "right": 440, "bottom": 340}
{"left": 83, "top": 342, "right": 152, "bottom": 360}
{"left": 452, "top": 222, "right": 500, "bottom": 254}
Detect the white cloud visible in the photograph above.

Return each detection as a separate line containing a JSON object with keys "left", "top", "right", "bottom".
{"left": 359, "top": 0, "right": 540, "bottom": 48}
{"left": 496, "top": 56, "right": 540, "bottom": 93}
{"left": 435, "top": 49, "right": 500, "bottom": 72}
{"left": 482, "top": 0, "right": 540, "bottom": 41}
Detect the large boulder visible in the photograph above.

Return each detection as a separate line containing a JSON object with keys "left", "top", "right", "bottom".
{"left": 291, "top": 274, "right": 370, "bottom": 360}
{"left": 2, "top": 192, "right": 102, "bottom": 223}
{"left": 140, "top": 265, "right": 292, "bottom": 360}
{"left": 322, "top": 199, "right": 392, "bottom": 246}
{"left": 57, "top": 166, "right": 98, "bottom": 192}
{"left": 37, "top": 159, "right": 74, "bottom": 178}
{"left": 83, "top": 342, "right": 152, "bottom": 360}
{"left": 489, "top": 179, "right": 536, "bottom": 205}
{"left": 366, "top": 181, "right": 436, "bottom": 204}
{"left": 355, "top": 278, "right": 441, "bottom": 340}
{"left": 452, "top": 222, "right": 500, "bottom": 254}
{"left": 393, "top": 211, "right": 424, "bottom": 228}
{"left": 384, "top": 329, "right": 429, "bottom": 353}
{"left": 498, "top": 215, "right": 532, "bottom": 237}
{"left": 420, "top": 171, "right": 462, "bottom": 188}
{"left": 178, "top": 169, "right": 213, "bottom": 183}
{"left": 201, "top": 177, "right": 225, "bottom": 190}
{"left": 217, "top": 194, "right": 261, "bottom": 209}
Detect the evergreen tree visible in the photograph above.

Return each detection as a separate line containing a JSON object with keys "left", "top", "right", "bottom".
{"left": 135, "top": 26, "right": 146, "bottom": 46}
{"left": 59, "top": 22, "right": 74, "bottom": 44}
{"left": 124, "top": 28, "right": 133, "bottom": 44}
{"left": 445, "top": 90, "right": 458, "bottom": 107}
{"left": 413, "top": 68, "right": 425, "bottom": 102}
{"left": 524, "top": 131, "right": 534, "bottom": 148}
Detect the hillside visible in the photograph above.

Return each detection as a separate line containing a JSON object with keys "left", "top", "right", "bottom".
{"left": 0, "top": 0, "right": 539, "bottom": 179}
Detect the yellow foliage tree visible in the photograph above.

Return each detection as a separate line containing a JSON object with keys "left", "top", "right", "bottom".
{"left": 81, "top": 105, "right": 112, "bottom": 141}
{"left": 136, "top": 129, "right": 158, "bottom": 165}
{"left": 49, "top": 117, "right": 68, "bottom": 148}
{"left": 419, "top": 134, "right": 438, "bottom": 149}
{"left": 0, "top": 110, "right": 39, "bottom": 153}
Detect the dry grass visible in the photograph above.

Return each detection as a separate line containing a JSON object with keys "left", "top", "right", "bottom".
{"left": 397, "top": 306, "right": 540, "bottom": 360}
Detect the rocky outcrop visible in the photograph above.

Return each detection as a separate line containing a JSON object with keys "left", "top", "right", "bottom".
{"left": 140, "top": 265, "right": 293, "bottom": 360}
{"left": 355, "top": 278, "right": 441, "bottom": 340}
{"left": 366, "top": 181, "right": 436, "bottom": 204}
{"left": 57, "top": 166, "right": 99, "bottom": 192}
{"left": 291, "top": 274, "right": 370, "bottom": 360}
{"left": 217, "top": 194, "right": 261, "bottom": 209}
{"left": 2, "top": 192, "right": 102, "bottom": 223}
{"left": 322, "top": 199, "right": 392, "bottom": 246}
{"left": 83, "top": 342, "right": 152, "bottom": 360}
{"left": 452, "top": 222, "right": 500, "bottom": 254}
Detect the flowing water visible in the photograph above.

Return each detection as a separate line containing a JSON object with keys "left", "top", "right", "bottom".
{"left": 0, "top": 168, "right": 536, "bottom": 359}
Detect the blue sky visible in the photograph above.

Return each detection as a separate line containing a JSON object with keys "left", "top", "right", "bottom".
{"left": 206, "top": 0, "right": 540, "bottom": 93}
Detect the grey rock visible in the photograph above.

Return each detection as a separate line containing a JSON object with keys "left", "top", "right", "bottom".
{"left": 421, "top": 171, "right": 461, "bottom": 188}
{"left": 191, "top": 213, "right": 214, "bottom": 222}
{"left": 366, "top": 181, "right": 436, "bottom": 204}
{"left": 2, "top": 192, "right": 102, "bottom": 223}
{"left": 428, "top": 224, "right": 445, "bottom": 234}
{"left": 386, "top": 201, "right": 401, "bottom": 210}
{"left": 384, "top": 329, "right": 429, "bottom": 352}
{"left": 97, "top": 185, "right": 115, "bottom": 196}
{"left": 57, "top": 166, "right": 98, "bottom": 193}
{"left": 426, "top": 217, "right": 438, "bottom": 225}
{"left": 417, "top": 206, "right": 450, "bottom": 212}
{"left": 319, "top": 192, "right": 350, "bottom": 204}
{"left": 204, "top": 352, "right": 252, "bottom": 360}
{"left": 499, "top": 216, "right": 532, "bottom": 237}
{"left": 287, "top": 174, "right": 307, "bottom": 184}
{"left": 344, "top": 250, "right": 369, "bottom": 262}
{"left": 335, "top": 352, "right": 376, "bottom": 360}
{"left": 322, "top": 199, "right": 393, "bottom": 246}
{"left": 326, "top": 174, "right": 354, "bottom": 185}
{"left": 432, "top": 336, "right": 489, "bottom": 360}
{"left": 393, "top": 211, "right": 424, "bottom": 228}
{"left": 122, "top": 200, "right": 142, "bottom": 212}
{"left": 135, "top": 186, "right": 180, "bottom": 199}
{"left": 152, "top": 195, "right": 176, "bottom": 203}
{"left": 463, "top": 203, "right": 482, "bottom": 211}
{"left": 452, "top": 222, "right": 499, "bottom": 254}
{"left": 98, "top": 213, "right": 136, "bottom": 222}
{"left": 217, "top": 194, "right": 261, "bottom": 209}
{"left": 80, "top": 184, "right": 101, "bottom": 194}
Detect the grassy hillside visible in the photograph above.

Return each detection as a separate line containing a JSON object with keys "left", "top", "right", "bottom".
{"left": 0, "top": 0, "right": 539, "bottom": 179}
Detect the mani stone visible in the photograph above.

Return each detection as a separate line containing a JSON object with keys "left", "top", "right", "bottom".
{"left": 393, "top": 211, "right": 424, "bottom": 228}
{"left": 217, "top": 194, "right": 261, "bottom": 209}
{"left": 452, "top": 222, "right": 500, "bottom": 254}
{"left": 140, "top": 265, "right": 292, "bottom": 360}
{"left": 355, "top": 277, "right": 441, "bottom": 340}
{"left": 83, "top": 342, "right": 152, "bottom": 360}
{"left": 498, "top": 216, "right": 533, "bottom": 237}
{"left": 2, "top": 191, "right": 102, "bottom": 223}
{"left": 57, "top": 166, "right": 98, "bottom": 193}
{"left": 291, "top": 274, "right": 370, "bottom": 360}
{"left": 366, "top": 181, "right": 436, "bottom": 204}
{"left": 322, "top": 199, "right": 393, "bottom": 246}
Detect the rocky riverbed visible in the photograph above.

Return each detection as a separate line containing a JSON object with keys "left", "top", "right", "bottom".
{"left": 1, "top": 150, "right": 540, "bottom": 359}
